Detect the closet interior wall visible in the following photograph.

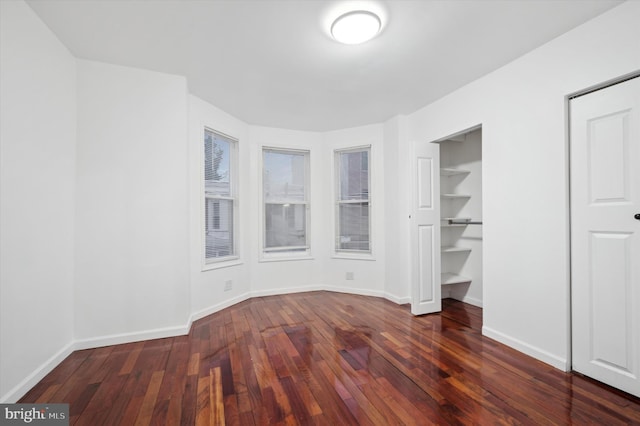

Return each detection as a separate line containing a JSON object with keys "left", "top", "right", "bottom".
{"left": 439, "top": 129, "right": 483, "bottom": 307}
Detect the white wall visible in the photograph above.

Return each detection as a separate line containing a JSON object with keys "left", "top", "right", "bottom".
{"left": 383, "top": 116, "right": 412, "bottom": 303}
{"left": 247, "top": 125, "right": 327, "bottom": 294}
{"left": 323, "top": 124, "right": 390, "bottom": 299}
{"left": 74, "top": 60, "right": 190, "bottom": 344}
{"left": 0, "top": 0, "right": 76, "bottom": 401}
{"left": 403, "top": 1, "right": 640, "bottom": 369}
{"left": 188, "top": 95, "right": 251, "bottom": 318}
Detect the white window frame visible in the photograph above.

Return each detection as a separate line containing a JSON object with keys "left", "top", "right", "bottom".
{"left": 202, "top": 128, "right": 239, "bottom": 269}
{"left": 334, "top": 145, "right": 373, "bottom": 259}
{"left": 261, "top": 147, "right": 311, "bottom": 261}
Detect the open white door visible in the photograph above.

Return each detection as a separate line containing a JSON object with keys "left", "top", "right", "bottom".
{"left": 571, "top": 76, "right": 640, "bottom": 397}
{"left": 411, "top": 139, "right": 441, "bottom": 315}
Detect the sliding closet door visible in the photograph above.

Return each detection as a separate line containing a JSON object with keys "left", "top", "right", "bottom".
{"left": 570, "top": 76, "right": 640, "bottom": 398}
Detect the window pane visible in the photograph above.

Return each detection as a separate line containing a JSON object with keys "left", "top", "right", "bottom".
{"left": 205, "top": 198, "right": 233, "bottom": 258}
{"left": 339, "top": 150, "right": 368, "bottom": 201}
{"left": 264, "top": 151, "right": 306, "bottom": 202}
{"left": 265, "top": 203, "right": 306, "bottom": 249}
{"left": 204, "top": 130, "right": 231, "bottom": 197}
{"left": 338, "top": 202, "right": 369, "bottom": 251}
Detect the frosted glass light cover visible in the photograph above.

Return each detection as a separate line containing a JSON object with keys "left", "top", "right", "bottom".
{"left": 331, "top": 11, "right": 381, "bottom": 44}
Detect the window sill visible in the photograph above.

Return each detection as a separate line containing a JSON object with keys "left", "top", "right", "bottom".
{"left": 202, "top": 257, "right": 243, "bottom": 271}
{"left": 259, "top": 253, "right": 314, "bottom": 263}
{"left": 332, "top": 252, "right": 375, "bottom": 261}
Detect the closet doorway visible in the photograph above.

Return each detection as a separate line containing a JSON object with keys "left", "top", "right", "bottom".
{"left": 411, "top": 126, "right": 483, "bottom": 315}
{"left": 438, "top": 129, "right": 483, "bottom": 307}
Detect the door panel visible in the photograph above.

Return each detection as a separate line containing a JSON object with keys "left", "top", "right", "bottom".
{"left": 418, "top": 225, "right": 435, "bottom": 303}
{"left": 417, "top": 158, "right": 433, "bottom": 208}
{"left": 571, "top": 76, "right": 640, "bottom": 397}
{"left": 587, "top": 109, "right": 630, "bottom": 203}
{"left": 589, "top": 232, "right": 632, "bottom": 373}
{"left": 411, "top": 141, "right": 441, "bottom": 315}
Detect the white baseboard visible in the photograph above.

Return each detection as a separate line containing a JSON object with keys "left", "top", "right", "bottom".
{"left": 323, "top": 285, "right": 385, "bottom": 298}
{"left": 383, "top": 292, "right": 411, "bottom": 305}
{"left": 249, "top": 285, "right": 324, "bottom": 298}
{"left": 74, "top": 323, "right": 191, "bottom": 351}
{"left": 241, "top": 284, "right": 411, "bottom": 308}
{"left": 482, "top": 325, "right": 569, "bottom": 371}
{"left": 0, "top": 341, "right": 75, "bottom": 403}
{"left": 315, "top": 285, "right": 411, "bottom": 305}
{"left": 447, "top": 294, "right": 483, "bottom": 308}
{"left": 189, "top": 292, "right": 251, "bottom": 325}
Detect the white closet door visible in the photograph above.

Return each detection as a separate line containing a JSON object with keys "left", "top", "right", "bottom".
{"left": 411, "top": 140, "right": 441, "bottom": 315}
{"left": 571, "top": 76, "right": 640, "bottom": 397}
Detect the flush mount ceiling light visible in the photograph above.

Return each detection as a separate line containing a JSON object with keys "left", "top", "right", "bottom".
{"left": 331, "top": 10, "right": 381, "bottom": 44}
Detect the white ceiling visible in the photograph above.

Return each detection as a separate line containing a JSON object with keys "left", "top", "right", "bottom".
{"left": 26, "top": 0, "right": 622, "bottom": 131}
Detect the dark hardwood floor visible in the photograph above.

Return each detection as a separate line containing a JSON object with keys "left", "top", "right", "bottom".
{"left": 20, "top": 292, "right": 640, "bottom": 425}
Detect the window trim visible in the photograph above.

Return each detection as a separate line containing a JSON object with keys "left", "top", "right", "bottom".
{"left": 202, "top": 127, "right": 240, "bottom": 270}
{"left": 334, "top": 145, "right": 373, "bottom": 259}
{"left": 261, "top": 146, "right": 311, "bottom": 260}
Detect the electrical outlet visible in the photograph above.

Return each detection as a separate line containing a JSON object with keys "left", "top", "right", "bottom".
{"left": 224, "top": 280, "right": 233, "bottom": 291}
{"left": 346, "top": 272, "right": 354, "bottom": 280}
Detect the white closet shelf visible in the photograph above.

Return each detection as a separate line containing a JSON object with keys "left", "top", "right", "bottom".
{"left": 441, "top": 168, "right": 470, "bottom": 176}
{"left": 441, "top": 193, "right": 471, "bottom": 199}
{"left": 441, "top": 273, "right": 472, "bottom": 286}
{"left": 441, "top": 246, "right": 472, "bottom": 253}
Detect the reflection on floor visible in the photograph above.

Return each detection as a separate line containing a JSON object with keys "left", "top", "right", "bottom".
{"left": 20, "top": 292, "right": 640, "bottom": 424}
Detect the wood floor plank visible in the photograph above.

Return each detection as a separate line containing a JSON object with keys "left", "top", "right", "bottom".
{"left": 77, "top": 374, "right": 128, "bottom": 424}
{"left": 134, "top": 370, "right": 164, "bottom": 426}
{"left": 34, "top": 384, "right": 61, "bottom": 403}
{"left": 211, "top": 367, "right": 225, "bottom": 426}
{"left": 195, "top": 375, "right": 211, "bottom": 425}
{"left": 18, "top": 292, "right": 640, "bottom": 425}
{"left": 89, "top": 368, "right": 143, "bottom": 425}
{"left": 19, "top": 351, "right": 91, "bottom": 403}
{"left": 179, "top": 375, "right": 198, "bottom": 425}
{"left": 119, "top": 342, "right": 145, "bottom": 376}
{"left": 47, "top": 347, "right": 113, "bottom": 404}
